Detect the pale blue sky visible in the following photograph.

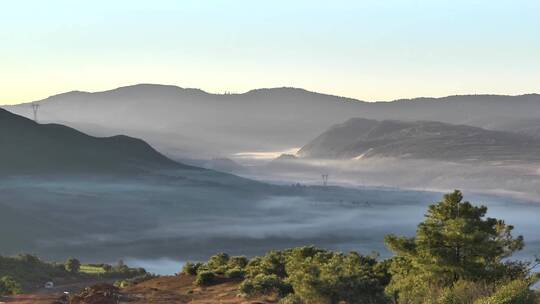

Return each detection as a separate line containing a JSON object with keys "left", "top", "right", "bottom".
{"left": 1, "top": 0, "right": 539, "bottom": 104}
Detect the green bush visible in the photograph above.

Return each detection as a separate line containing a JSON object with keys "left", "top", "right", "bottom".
{"left": 286, "top": 248, "right": 388, "bottom": 304}
{"left": 182, "top": 262, "right": 203, "bottom": 276}
{"left": 239, "top": 246, "right": 389, "bottom": 302}
{"left": 207, "top": 253, "right": 229, "bottom": 269}
{"left": 195, "top": 271, "right": 216, "bottom": 286}
{"left": 114, "top": 280, "right": 130, "bottom": 289}
{"left": 244, "top": 250, "right": 288, "bottom": 279}
{"left": 0, "top": 276, "right": 22, "bottom": 296}
{"left": 206, "top": 253, "right": 230, "bottom": 274}
{"left": 228, "top": 256, "right": 249, "bottom": 269}
{"left": 225, "top": 268, "right": 245, "bottom": 280}
{"left": 239, "top": 273, "right": 292, "bottom": 297}
{"left": 474, "top": 280, "right": 536, "bottom": 304}
{"left": 436, "top": 280, "right": 494, "bottom": 304}
{"left": 278, "top": 294, "right": 304, "bottom": 304}
{"left": 65, "top": 257, "right": 81, "bottom": 273}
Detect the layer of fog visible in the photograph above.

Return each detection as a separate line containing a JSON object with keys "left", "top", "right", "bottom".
{"left": 1, "top": 173, "right": 538, "bottom": 275}
{"left": 231, "top": 156, "right": 540, "bottom": 202}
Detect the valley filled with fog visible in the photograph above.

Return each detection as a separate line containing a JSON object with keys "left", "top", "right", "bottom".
{"left": 229, "top": 155, "right": 540, "bottom": 201}
{"left": 1, "top": 170, "right": 539, "bottom": 275}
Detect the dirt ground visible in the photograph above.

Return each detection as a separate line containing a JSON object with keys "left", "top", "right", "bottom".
{"left": 123, "top": 275, "right": 278, "bottom": 304}
{"left": 0, "top": 293, "right": 63, "bottom": 304}
{"left": 0, "top": 275, "right": 278, "bottom": 304}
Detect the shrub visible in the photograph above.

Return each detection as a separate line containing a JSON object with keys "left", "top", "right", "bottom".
{"left": 239, "top": 246, "right": 389, "bottom": 302}
{"left": 239, "top": 274, "right": 292, "bottom": 297}
{"left": 182, "top": 262, "right": 203, "bottom": 276}
{"left": 286, "top": 249, "right": 388, "bottom": 304}
{"left": 207, "top": 253, "right": 230, "bottom": 274}
{"left": 65, "top": 258, "right": 81, "bottom": 273}
{"left": 207, "top": 253, "right": 229, "bottom": 268}
{"left": 195, "top": 271, "right": 216, "bottom": 286}
{"left": 474, "top": 280, "right": 536, "bottom": 304}
{"left": 114, "top": 280, "right": 129, "bottom": 288}
{"left": 0, "top": 276, "right": 22, "bottom": 296}
{"left": 244, "top": 251, "right": 288, "bottom": 279}
{"left": 278, "top": 294, "right": 304, "bottom": 304}
{"left": 225, "top": 268, "right": 245, "bottom": 280}
{"left": 228, "top": 256, "right": 249, "bottom": 269}
{"left": 258, "top": 251, "right": 288, "bottom": 278}
{"left": 437, "top": 280, "right": 494, "bottom": 304}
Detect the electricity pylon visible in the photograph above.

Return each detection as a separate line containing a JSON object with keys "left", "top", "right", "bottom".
{"left": 31, "top": 103, "right": 40, "bottom": 122}
{"left": 322, "top": 174, "right": 329, "bottom": 186}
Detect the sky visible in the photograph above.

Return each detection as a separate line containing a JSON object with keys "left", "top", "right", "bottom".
{"left": 1, "top": 0, "right": 539, "bottom": 104}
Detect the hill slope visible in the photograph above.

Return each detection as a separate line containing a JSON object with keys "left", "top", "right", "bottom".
{"left": 5, "top": 84, "right": 540, "bottom": 158}
{"left": 0, "top": 108, "right": 186, "bottom": 174}
{"left": 297, "top": 118, "right": 540, "bottom": 162}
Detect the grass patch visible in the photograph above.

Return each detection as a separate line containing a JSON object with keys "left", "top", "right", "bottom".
{"left": 79, "top": 265, "right": 106, "bottom": 274}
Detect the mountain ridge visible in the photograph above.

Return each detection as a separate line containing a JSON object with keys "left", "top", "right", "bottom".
{"left": 4, "top": 84, "right": 540, "bottom": 159}
{"left": 0, "top": 108, "right": 191, "bottom": 174}
{"left": 6, "top": 84, "right": 539, "bottom": 106}
{"left": 297, "top": 118, "right": 540, "bottom": 162}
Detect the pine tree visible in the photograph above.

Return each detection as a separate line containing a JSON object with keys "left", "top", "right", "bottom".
{"left": 385, "top": 190, "right": 525, "bottom": 301}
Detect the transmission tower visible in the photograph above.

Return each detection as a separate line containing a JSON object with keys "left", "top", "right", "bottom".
{"left": 31, "top": 103, "right": 40, "bottom": 122}
{"left": 321, "top": 174, "right": 329, "bottom": 187}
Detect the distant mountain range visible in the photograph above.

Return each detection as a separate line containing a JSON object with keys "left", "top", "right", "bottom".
{"left": 4, "top": 84, "right": 540, "bottom": 158}
{"left": 297, "top": 118, "right": 540, "bottom": 162}
{"left": 0, "top": 108, "right": 188, "bottom": 174}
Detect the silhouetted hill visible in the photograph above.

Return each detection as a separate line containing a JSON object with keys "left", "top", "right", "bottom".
{"left": 4, "top": 84, "right": 540, "bottom": 158}
{"left": 298, "top": 118, "right": 540, "bottom": 162}
{"left": 0, "top": 108, "right": 187, "bottom": 174}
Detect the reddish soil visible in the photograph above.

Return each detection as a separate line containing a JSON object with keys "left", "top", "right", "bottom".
{"left": 0, "top": 294, "right": 64, "bottom": 304}
{"left": 123, "top": 275, "right": 279, "bottom": 303}
{"left": 0, "top": 275, "right": 278, "bottom": 304}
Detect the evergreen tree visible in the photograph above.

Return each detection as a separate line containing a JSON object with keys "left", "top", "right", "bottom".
{"left": 385, "top": 190, "right": 525, "bottom": 302}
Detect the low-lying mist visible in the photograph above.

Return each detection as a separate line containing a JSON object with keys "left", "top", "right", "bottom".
{"left": 238, "top": 156, "right": 540, "bottom": 201}
{"left": 1, "top": 170, "right": 538, "bottom": 275}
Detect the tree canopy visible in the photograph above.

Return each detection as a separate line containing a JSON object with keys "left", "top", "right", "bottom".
{"left": 385, "top": 190, "right": 528, "bottom": 303}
